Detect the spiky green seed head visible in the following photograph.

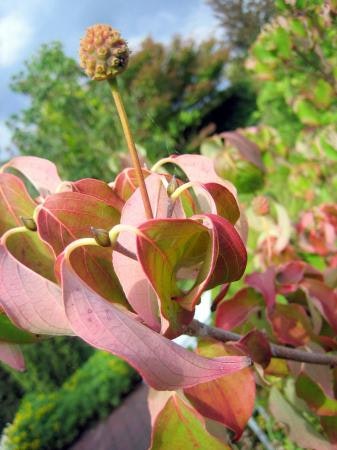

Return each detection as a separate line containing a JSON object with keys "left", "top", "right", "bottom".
{"left": 79, "top": 24, "right": 129, "bottom": 81}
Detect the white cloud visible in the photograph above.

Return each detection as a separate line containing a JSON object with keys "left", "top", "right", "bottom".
{"left": 183, "top": 3, "right": 221, "bottom": 43}
{"left": 0, "top": 13, "right": 33, "bottom": 67}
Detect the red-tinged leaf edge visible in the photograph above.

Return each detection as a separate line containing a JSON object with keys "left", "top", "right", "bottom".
{"left": 236, "top": 330, "right": 272, "bottom": 368}
{"left": 61, "top": 256, "right": 251, "bottom": 390}
{"left": 215, "top": 287, "right": 262, "bottom": 330}
{"left": 246, "top": 267, "right": 276, "bottom": 312}
{"left": 1, "top": 156, "right": 62, "bottom": 196}
{"left": 0, "top": 243, "right": 72, "bottom": 336}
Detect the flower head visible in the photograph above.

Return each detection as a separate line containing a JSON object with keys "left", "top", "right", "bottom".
{"left": 79, "top": 24, "right": 129, "bottom": 80}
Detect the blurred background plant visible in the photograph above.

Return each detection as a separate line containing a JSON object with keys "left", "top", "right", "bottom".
{"left": 2, "top": 0, "right": 337, "bottom": 449}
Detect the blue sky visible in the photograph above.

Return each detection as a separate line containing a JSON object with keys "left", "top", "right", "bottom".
{"left": 0, "top": 0, "right": 221, "bottom": 158}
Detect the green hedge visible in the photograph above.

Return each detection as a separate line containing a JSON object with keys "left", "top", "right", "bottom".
{"left": 0, "top": 337, "right": 94, "bottom": 432}
{"left": 10, "top": 337, "right": 94, "bottom": 393}
{"left": 2, "top": 351, "right": 140, "bottom": 450}
{"left": 0, "top": 370, "right": 24, "bottom": 431}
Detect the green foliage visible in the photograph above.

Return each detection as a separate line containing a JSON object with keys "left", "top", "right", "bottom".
{"left": 248, "top": 0, "right": 337, "bottom": 149}
{"left": 8, "top": 37, "right": 230, "bottom": 179}
{"left": 0, "top": 368, "right": 23, "bottom": 431}
{"left": 9, "top": 337, "right": 94, "bottom": 392}
{"left": 0, "top": 337, "right": 93, "bottom": 432}
{"left": 3, "top": 351, "right": 140, "bottom": 450}
{"left": 208, "top": 0, "right": 275, "bottom": 54}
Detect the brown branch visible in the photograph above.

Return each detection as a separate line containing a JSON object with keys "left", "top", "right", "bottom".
{"left": 187, "top": 320, "right": 337, "bottom": 367}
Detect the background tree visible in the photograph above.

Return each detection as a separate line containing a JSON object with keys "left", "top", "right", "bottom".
{"left": 207, "top": 0, "right": 274, "bottom": 55}
{"left": 7, "top": 37, "right": 255, "bottom": 181}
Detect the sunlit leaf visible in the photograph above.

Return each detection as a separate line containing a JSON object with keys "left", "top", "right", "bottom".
{"left": 71, "top": 178, "right": 124, "bottom": 211}
{"left": 37, "top": 191, "right": 120, "bottom": 255}
{"left": 0, "top": 173, "right": 36, "bottom": 235}
{"left": 1, "top": 156, "right": 62, "bottom": 196}
{"left": 113, "top": 173, "right": 184, "bottom": 332}
{"left": 184, "top": 339, "right": 255, "bottom": 439}
{"left": 0, "top": 244, "right": 72, "bottom": 336}
{"left": 150, "top": 394, "right": 229, "bottom": 450}
{"left": 61, "top": 256, "right": 250, "bottom": 390}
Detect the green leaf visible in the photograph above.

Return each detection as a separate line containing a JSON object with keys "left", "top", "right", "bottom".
{"left": 296, "top": 373, "right": 337, "bottom": 416}
{"left": 150, "top": 394, "right": 229, "bottom": 450}
{"left": 0, "top": 313, "right": 41, "bottom": 344}
{"left": 137, "top": 219, "right": 210, "bottom": 335}
{"left": 0, "top": 173, "right": 36, "bottom": 236}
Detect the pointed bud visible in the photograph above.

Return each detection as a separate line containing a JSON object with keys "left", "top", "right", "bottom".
{"left": 20, "top": 216, "right": 37, "bottom": 231}
{"left": 90, "top": 227, "right": 111, "bottom": 247}
{"left": 79, "top": 25, "right": 129, "bottom": 81}
{"left": 167, "top": 175, "right": 179, "bottom": 196}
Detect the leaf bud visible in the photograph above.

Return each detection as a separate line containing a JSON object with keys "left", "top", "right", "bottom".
{"left": 166, "top": 175, "right": 179, "bottom": 196}
{"left": 20, "top": 216, "right": 37, "bottom": 231}
{"left": 90, "top": 226, "right": 112, "bottom": 247}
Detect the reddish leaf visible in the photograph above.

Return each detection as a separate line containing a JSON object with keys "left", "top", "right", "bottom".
{"left": 113, "top": 167, "right": 151, "bottom": 201}
{"left": 166, "top": 154, "right": 236, "bottom": 194}
{"left": 36, "top": 190, "right": 125, "bottom": 304}
{"left": 215, "top": 288, "right": 262, "bottom": 330}
{"left": 65, "top": 246, "right": 129, "bottom": 308}
{"left": 0, "top": 173, "right": 36, "bottom": 235}
{"left": 196, "top": 214, "right": 247, "bottom": 291}
{"left": 246, "top": 267, "right": 276, "bottom": 312}
{"left": 276, "top": 261, "right": 306, "bottom": 286}
{"left": 0, "top": 343, "right": 25, "bottom": 371}
{"left": 113, "top": 174, "right": 184, "bottom": 332}
{"left": 150, "top": 394, "right": 229, "bottom": 450}
{"left": 0, "top": 244, "right": 72, "bottom": 335}
{"left": 276, "top": 261, "right": 321, "bottom": 286}
{"left": 296, "top": 373, "right": 337, "bottom": 416}
{"left": 236, "top": 329, "right": 272, "bottom": 367}
{"left": 37, "top": 191, "right": 120, "bottom": 256}
{"left": 61, "top": 257, "right": 250, "bottom": 390}
{"left": 269, "top": 303, "right": 312, "bottom": 347}
{"left": 184, "top": 340, "right": 255, "bottom": 440}
{"left": 71, "top": 178, "right": 124, "bottom": 212}
{"left": 302, "top": 278, "right": 337, "bottom": 333}
{"left": 220, "top": 131, "right": 265, "bottom": 171}
{"left": 203, "top": 182, "right": 240, "bottom": 224}
{"left": 211, "top": 283, "right": 230, "bottom": 312}
{"left": 2, "top": 156, "right": 61, "bottom": 196}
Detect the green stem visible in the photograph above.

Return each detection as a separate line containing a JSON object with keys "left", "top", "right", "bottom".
{"left": 108, "top": 78, "right": 153, "bottom": 220}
